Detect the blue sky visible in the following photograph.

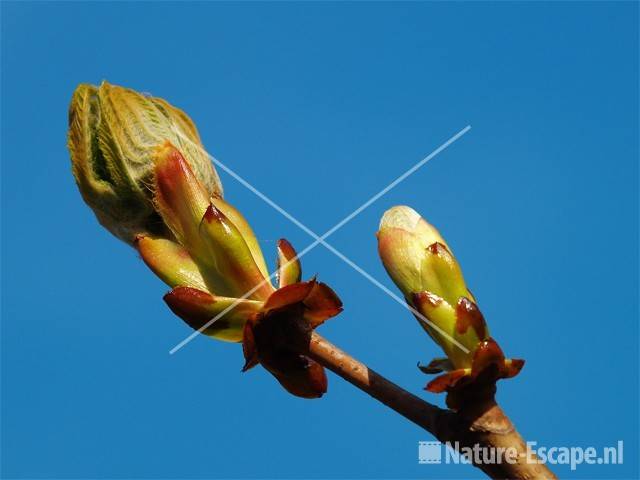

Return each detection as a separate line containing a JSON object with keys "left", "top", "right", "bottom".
{"left": 1, "top": 2, "right": 638, "bottom": 479}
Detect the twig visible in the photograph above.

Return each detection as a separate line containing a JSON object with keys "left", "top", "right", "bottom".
{"left": 306, "top": 332, "right": 556, "bottom": 480}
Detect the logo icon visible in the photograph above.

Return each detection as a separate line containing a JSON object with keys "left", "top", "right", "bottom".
{"left": 418, "top": 441, "right": 442, "bottom": 464}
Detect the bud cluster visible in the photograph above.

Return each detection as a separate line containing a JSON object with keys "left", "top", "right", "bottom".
{"left": 68, "top": 83, "right": 341, "bottom": 398}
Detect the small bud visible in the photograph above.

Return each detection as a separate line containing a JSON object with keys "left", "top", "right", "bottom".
{"left": 377, "top": 206, "right": 523, "bottom": 399}
{"left": 68, "top": 81, "right": 222, "bottom": 244}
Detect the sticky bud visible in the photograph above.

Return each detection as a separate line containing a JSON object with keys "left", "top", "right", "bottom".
{"left": 68, "top": 81, "right": 222, "bottom": 244}
{"left": 377, "top": 206, "right": 523, "bottom": 398}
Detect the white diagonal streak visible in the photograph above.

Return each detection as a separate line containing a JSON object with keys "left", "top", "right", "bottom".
{"left": 168, "top": 125, "right": 471, "bottom": 354}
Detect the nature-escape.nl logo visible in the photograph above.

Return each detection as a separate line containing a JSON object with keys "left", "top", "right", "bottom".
{"left": 418, "top": 440, "right": 624, "bottom": 471}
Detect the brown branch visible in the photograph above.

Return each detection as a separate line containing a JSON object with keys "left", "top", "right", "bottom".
{"left": 305, "top": 332, "right": 556, "bottom": 480}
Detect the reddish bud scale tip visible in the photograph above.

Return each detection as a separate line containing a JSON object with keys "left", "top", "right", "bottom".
{"left": 277, "top": 238, "right": 296, "bottom": 258}
{"left": 163, "top": 287, "right": 217, "bottom": 327}
{"left": 505, "top": 359, "right": 526, "bottom": 377}
{"left": 276, "top": 238, "right": 302, "bottom": 288}
{"left": 203, "top": 203, "right": 225, "bottom": 223}
{"left": 427, "top": 241, "right": 450, "bottom": 255}
{"left": 413, "top": 291, "right": 443, "bottom": 308}
{"left": 455, "top": 297, "right": 487, "bottom": 340}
